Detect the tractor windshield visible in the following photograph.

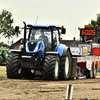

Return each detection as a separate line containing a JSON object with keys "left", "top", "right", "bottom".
{"left": 29, "top": 28, "right": 51, "bottom": 42}
{"left": 29, "top": 28, "right": 60, "bottom": 51}
{"left": 29, "top": 28, "right": 51, "bottom": 49}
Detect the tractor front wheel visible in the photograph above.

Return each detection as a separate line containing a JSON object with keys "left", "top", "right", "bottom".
{"left": 43, "top": 55, "right": 59, "bottom": 80}
{"left": 6, "top": 53, "right": 21, "bottom": 79}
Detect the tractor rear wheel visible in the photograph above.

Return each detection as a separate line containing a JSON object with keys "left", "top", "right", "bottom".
{"left": 59, "top": 50, "right": 72, "bottom": 80}
{"left": 6, "top": 53, "right": 21, "bottom": 79}
{"left": 43, "top": 55, "right": 59, "bottom": 80}
{"left": 0, "top": 56, "right": 3, "bottom": 65}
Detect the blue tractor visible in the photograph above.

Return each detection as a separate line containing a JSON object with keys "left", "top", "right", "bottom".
{"left": 6, "top": 22, "right": 73, "bottom": 80}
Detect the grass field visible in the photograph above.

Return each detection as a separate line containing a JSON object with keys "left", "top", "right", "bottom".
{"left": 0, "top": 66, "right": 6, "bottom": 74}
{"left": 0, "top": 72, "right": 6, "bottom": 74}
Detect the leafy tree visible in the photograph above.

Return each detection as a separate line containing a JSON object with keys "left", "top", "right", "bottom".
{"left": 0, "top": 42, "right": 10, "bottom": 48}
{"left": 0, "top": 9, "right": 20, "bottom": 42}
{"left": 89, "top": 14, "right": 100, "bottom": 28}
{"left": 88, "top": 14, "right": 100, "bottom": 42}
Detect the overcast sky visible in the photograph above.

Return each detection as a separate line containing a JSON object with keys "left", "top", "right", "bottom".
{"left": 0, "top": 0, "right": 100, "bottom": 43}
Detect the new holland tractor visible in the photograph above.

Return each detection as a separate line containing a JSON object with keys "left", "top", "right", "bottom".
{"left": 6, "top": 22, "right": 75, "bottom": 80}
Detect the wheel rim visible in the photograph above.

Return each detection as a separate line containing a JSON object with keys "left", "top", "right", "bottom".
{"left": 65, "top": 57, "right": 69, "bottom": 75}
{"left": 18, "top": 68, "right": 21, "bottom": 74}
{"left": 55, "top": 60, "right": 58, "bottom": 78}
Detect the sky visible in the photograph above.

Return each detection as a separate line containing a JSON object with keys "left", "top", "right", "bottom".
{"left": 0, "top": 0, "right": 100, "bottom": 44}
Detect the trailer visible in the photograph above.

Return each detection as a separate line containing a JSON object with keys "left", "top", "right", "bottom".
{"left": 69, "top": 25, "right": 100, "bottom": 79}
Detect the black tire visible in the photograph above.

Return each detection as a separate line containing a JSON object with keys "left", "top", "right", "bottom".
{"left": 6, "top": 53, "right": 21, "bottom": 79}
{"left": 0, "top": 56, "right": 3, "bottom": 65}
{"left": 93, "top": 63, "right": 98, "bottom": 78}
{"left": 75, "top": 66, "right": 78, "bottom": 79}
{"left": 59, "top": 50, "right": 72, "bottom": 80}
{"left": 43, "top": 55, "right": 59, "bottom": 80}
{"left": 69, "top": 66, "right": 78, "bottom": 80}
{"left": 86, "top": 63, "right": 93, "bottom": 78}
{"left": 21, "top": 68, "right": 35, "bottom": 79}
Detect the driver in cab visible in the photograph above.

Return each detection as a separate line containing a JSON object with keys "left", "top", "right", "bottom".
{"left": 39, "top": 30, "right": 48, "bottom": 44}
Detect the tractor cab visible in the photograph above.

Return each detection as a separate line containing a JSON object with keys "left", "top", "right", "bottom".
{"left": 26, "top": 24, "right": 65, "bottom": 53}
{"left": 14, "top": 22, "right": 66, "bottom": 72}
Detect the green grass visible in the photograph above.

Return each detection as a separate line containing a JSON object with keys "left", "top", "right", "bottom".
{"left": 0, "top": 72, "right": 6, "bottom": 74}
{"left": 0, "top": 66, "right": 6, "bottom": 74}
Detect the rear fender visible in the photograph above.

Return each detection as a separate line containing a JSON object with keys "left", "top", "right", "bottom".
{"left": 56, "top": 44, "right": 71, "bottom": 56}
{"left": 62, "top": 47, "right": 72, "bottom": 56}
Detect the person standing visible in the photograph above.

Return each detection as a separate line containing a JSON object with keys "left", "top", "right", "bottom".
{"left": 82, "top": 36, "right": 92, "bottom": 43}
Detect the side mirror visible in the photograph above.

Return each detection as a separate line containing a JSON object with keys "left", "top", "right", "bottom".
{"left": 62, "top": 28, "right": 66, "bottom": 34}
{"left": 15, "top": 26, "right": 19, "bottom": 32}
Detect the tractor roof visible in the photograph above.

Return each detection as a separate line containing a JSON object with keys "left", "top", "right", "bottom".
{"left": 27, "top": 24, "right": 62, "bottom": 29}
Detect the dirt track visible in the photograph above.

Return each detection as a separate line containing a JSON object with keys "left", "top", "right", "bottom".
{"left": 0, "top": 74, "right": 100, "bottom": 100}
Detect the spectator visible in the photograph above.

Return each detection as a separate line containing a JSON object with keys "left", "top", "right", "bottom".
{"left": 82, "top": 36, "right": 92, "bottom": 43}
{"left": 73, "top": 37, "right": 77, "bottom": 45}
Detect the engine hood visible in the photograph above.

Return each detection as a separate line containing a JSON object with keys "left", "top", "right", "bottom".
{"left": 26, "top": 40, "right": 45, "bottom": 53}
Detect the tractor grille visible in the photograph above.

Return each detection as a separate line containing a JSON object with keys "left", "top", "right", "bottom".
{"left": 28, "top": 40, "right": 38, "bottom": 51}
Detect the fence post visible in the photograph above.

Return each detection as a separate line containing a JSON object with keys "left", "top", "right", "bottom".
{"left": 66, "top": 84, "right": 73, "bottom": 100}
